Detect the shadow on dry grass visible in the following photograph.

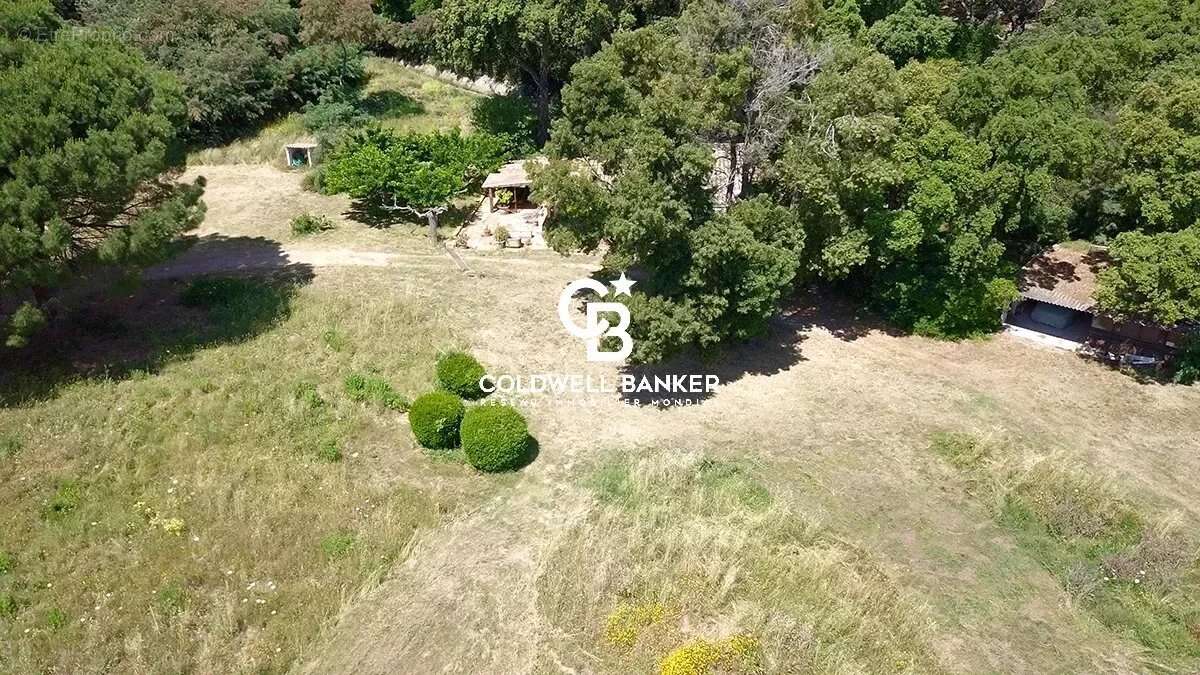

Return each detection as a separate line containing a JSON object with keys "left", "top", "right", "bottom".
{"left": 617, "top": 288, "right": 904, "bottom": 407}
{"left": 0, "top": 248, "right": 314, "bottom": 407}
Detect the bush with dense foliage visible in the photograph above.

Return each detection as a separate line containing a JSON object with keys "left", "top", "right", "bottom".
{"left": 1174, "top": 337, "right": 1200, "bottom": 386}
{"left": 460, "top": 403, "right": 531, "bottom": 472}
{"left": 1096, "top": 226, "right": 1200, "bottom": 326}
{"left": 79, "top": 0, "right": 366, "bottom": 142}
{"left": 435, "top": 350, "right": 487, "bottom": 399}
{"left": 408, "top": 391, "right": 465, "bottom": 449}
{"left": 0, "top": 16, "right": 205, "bottom": 347}
{"left": 324, "top": 128, "right": 506, "bottom": 237}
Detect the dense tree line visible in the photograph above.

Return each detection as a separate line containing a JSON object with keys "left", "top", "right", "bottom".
{"left": 79, "top": 0, "right": 370, "bottom": 143}
{"left": 530, "top": 0, "right": 1200, "bottom": 361}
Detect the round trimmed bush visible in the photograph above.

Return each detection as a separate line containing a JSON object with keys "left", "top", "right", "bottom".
{"left": 461, "top": 404, "right": 531, "bottom": 472}
{"left": 436, "top": 351, "right": 488, "bottom": 399}
{"left": 408, "top": 391, "right": 465, "bottom": 449}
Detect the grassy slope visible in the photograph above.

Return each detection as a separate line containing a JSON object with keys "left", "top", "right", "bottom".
{"left": 189, "top": 58, "right": 482, "bottom": 167}
{"left": 0, "top": 272, "right": 493, "bottom": 673}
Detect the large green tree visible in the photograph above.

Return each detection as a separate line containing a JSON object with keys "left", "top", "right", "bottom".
{"left": 534, "top": 3, "right": 812, "bottom": 362}
{"left": 0, "top": 25, "right": 204, "bottom": 347}
{"left": 1095, "top": 226, "right": 1200, "bottom": 326}
{"left": 434, "top": 0, "right": 677, "bottom": 144}
{"left": 323, "top": 128, "right": 505, "bottom": 241}
{"left": 770, "top": 47, "right": 1019, "bottom": 337}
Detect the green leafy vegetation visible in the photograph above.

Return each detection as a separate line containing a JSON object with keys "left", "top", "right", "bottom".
{"left": 1096, "top": 226, "right": 1200, "bottom": 326}
{"left": 80, "top": 0, "right": 367, "bottom": 143}
{"left": 290, "top": 212, "right": 337, "bottom": 236}
{"left": 535, "top": 0, "right": 1200, "bottom": 359}
{"left": 434, "top": 350, "right": 487, "bottom": 399}
{"left": 324, "top": 128, "right": 506, "bottom": 237}
{"left": 0, "top": 6, "right": 205, "bottom": 347}
{"left": 460, "top": 403, "right": 531, "bottom": 472}
{"left": 408, "top": 391, "right": 465, "bottom": 449}
{"left": 320, "top": 530, "right": 357, "bottom": 560}
{"left": 344, "top": 372, "right": 410, "bottom": 411}
{"left": 316, "top": 439, "right": 343, "bottom": 462}
{"left": 1174, "top": 336, "right": 1200, "bottom": 385}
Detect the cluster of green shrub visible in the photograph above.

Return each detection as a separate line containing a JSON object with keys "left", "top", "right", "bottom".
{"left": 78, "top": 0, "right": 368, "bottom": 144}
{"left": 330, "top": 350, "right": 532, "bottom": 472}
{"left": 930, "top": 433, "right": 1200, "bottom": 664}
{"left": 408, "top": 350, "right": 534, "bottom": 472}
{"left": 322, "top": 128, "right": 507, "bottom": 229}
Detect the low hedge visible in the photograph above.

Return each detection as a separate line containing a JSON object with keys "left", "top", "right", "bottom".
{"left": 408, "top": 391, "right": 465, "bottom": 449}
{"left": 436, "top": 350, "right": 487, "bottom": 399}
{"left": 461, "top": 403, "right": 531, "bottom": 472}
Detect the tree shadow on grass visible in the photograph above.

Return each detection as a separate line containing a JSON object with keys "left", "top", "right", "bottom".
{"left": 777, "top": 287, "right": 907, "bottom": 342}
{"left": 361, "top": 91, "right": 425, "bottom": 120}
{"left": 616, "top": 288, "right": 905, "bottom": 408}
{"left": 0, "top": 239, "right": 314, "bottom": 407}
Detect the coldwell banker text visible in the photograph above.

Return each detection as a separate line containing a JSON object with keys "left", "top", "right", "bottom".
{"left": 479, "top": 373, "right": 721, "bottom": 396}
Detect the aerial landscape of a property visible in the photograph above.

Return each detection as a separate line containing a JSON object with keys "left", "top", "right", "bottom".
{"left": 1, "top": 0, "right": 1199, "bottom": 673}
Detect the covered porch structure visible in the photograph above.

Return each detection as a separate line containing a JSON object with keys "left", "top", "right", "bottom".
{"left": 460, "top": 159, "right": 548, "bottom": 250}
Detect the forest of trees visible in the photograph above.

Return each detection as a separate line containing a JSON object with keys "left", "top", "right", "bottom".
{"left": 529, "top": 0, "right": 1200, "bottom": 360}
{"left": 2, "top": 0, "right": 1198, "bottom": 362}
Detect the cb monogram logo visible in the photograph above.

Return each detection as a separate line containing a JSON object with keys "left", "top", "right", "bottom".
{"left": 558, "top": 273, "right": 636, "bottom": 362}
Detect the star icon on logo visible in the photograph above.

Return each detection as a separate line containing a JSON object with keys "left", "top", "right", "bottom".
{"left": 611, "top": 272, "right": 636, "bottom": 296}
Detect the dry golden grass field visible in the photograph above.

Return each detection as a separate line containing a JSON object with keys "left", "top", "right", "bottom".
{"left": 2, "top": 160, "right": 1198, "bottom": 675}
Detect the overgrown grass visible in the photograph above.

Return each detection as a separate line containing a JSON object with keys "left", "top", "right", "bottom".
{"left": 189, "top": 59, "right": 481, "bottom": 166}
{"left": 930, "top": 433, "right": 1200, "bottom": 667}
{"left": 0, "top": 276, "right": 467, "bottom": 673}
{"left": 537, "top": 452, "right": 944, "bottom": 673}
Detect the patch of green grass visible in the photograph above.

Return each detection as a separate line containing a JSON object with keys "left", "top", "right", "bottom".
{"left": 320, "top": 531, "right": 356, "bottom": 560}
{"left": 316, "top": 439, "right": 343, "bottom": 463}
{"left": 46, "top": 607, "right": 67, "bottom": 631}
{"left": 344, "top": 372, "right": 409, "bottom": 411}
{"left": 0, "top": 593, "right": 17, "bottom": 619}
{"left": 929, "top": 431, "right": 991, "bottom": 471}
{"left": 43, "top": 480, "right": 82, "bottom": 522}
{"left": 294, "top": 382, "right": 325, "bottom": 410}
{"left": 156, "top": 585, "right": 187, "bottom": 616}
{"left": 588, "top": 459, "right": 635, "bottom": 505}
{"left": 0, "top": 551, "right": 12, "bottom": 575}
{"left": 697, "top": 459, "right": 773, "bottom": 512}
{"left": 931, "top": 432, "right": 1200, "bottom": 664}
{"left": 322, "top": 328, "right": 349, "bottom": 352}
{"left": 180, "top": 277, "right": 297, "bottom": 344}
{"left": 0, "top": 277, "right": 453, "bottom": 673}
{"left": 0, "top": 436, "right": 19, "bottom": 457}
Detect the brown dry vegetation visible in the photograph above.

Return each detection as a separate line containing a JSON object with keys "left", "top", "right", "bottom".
{"left": 3, "top": 164, "right": 1200, "bottom": 674}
